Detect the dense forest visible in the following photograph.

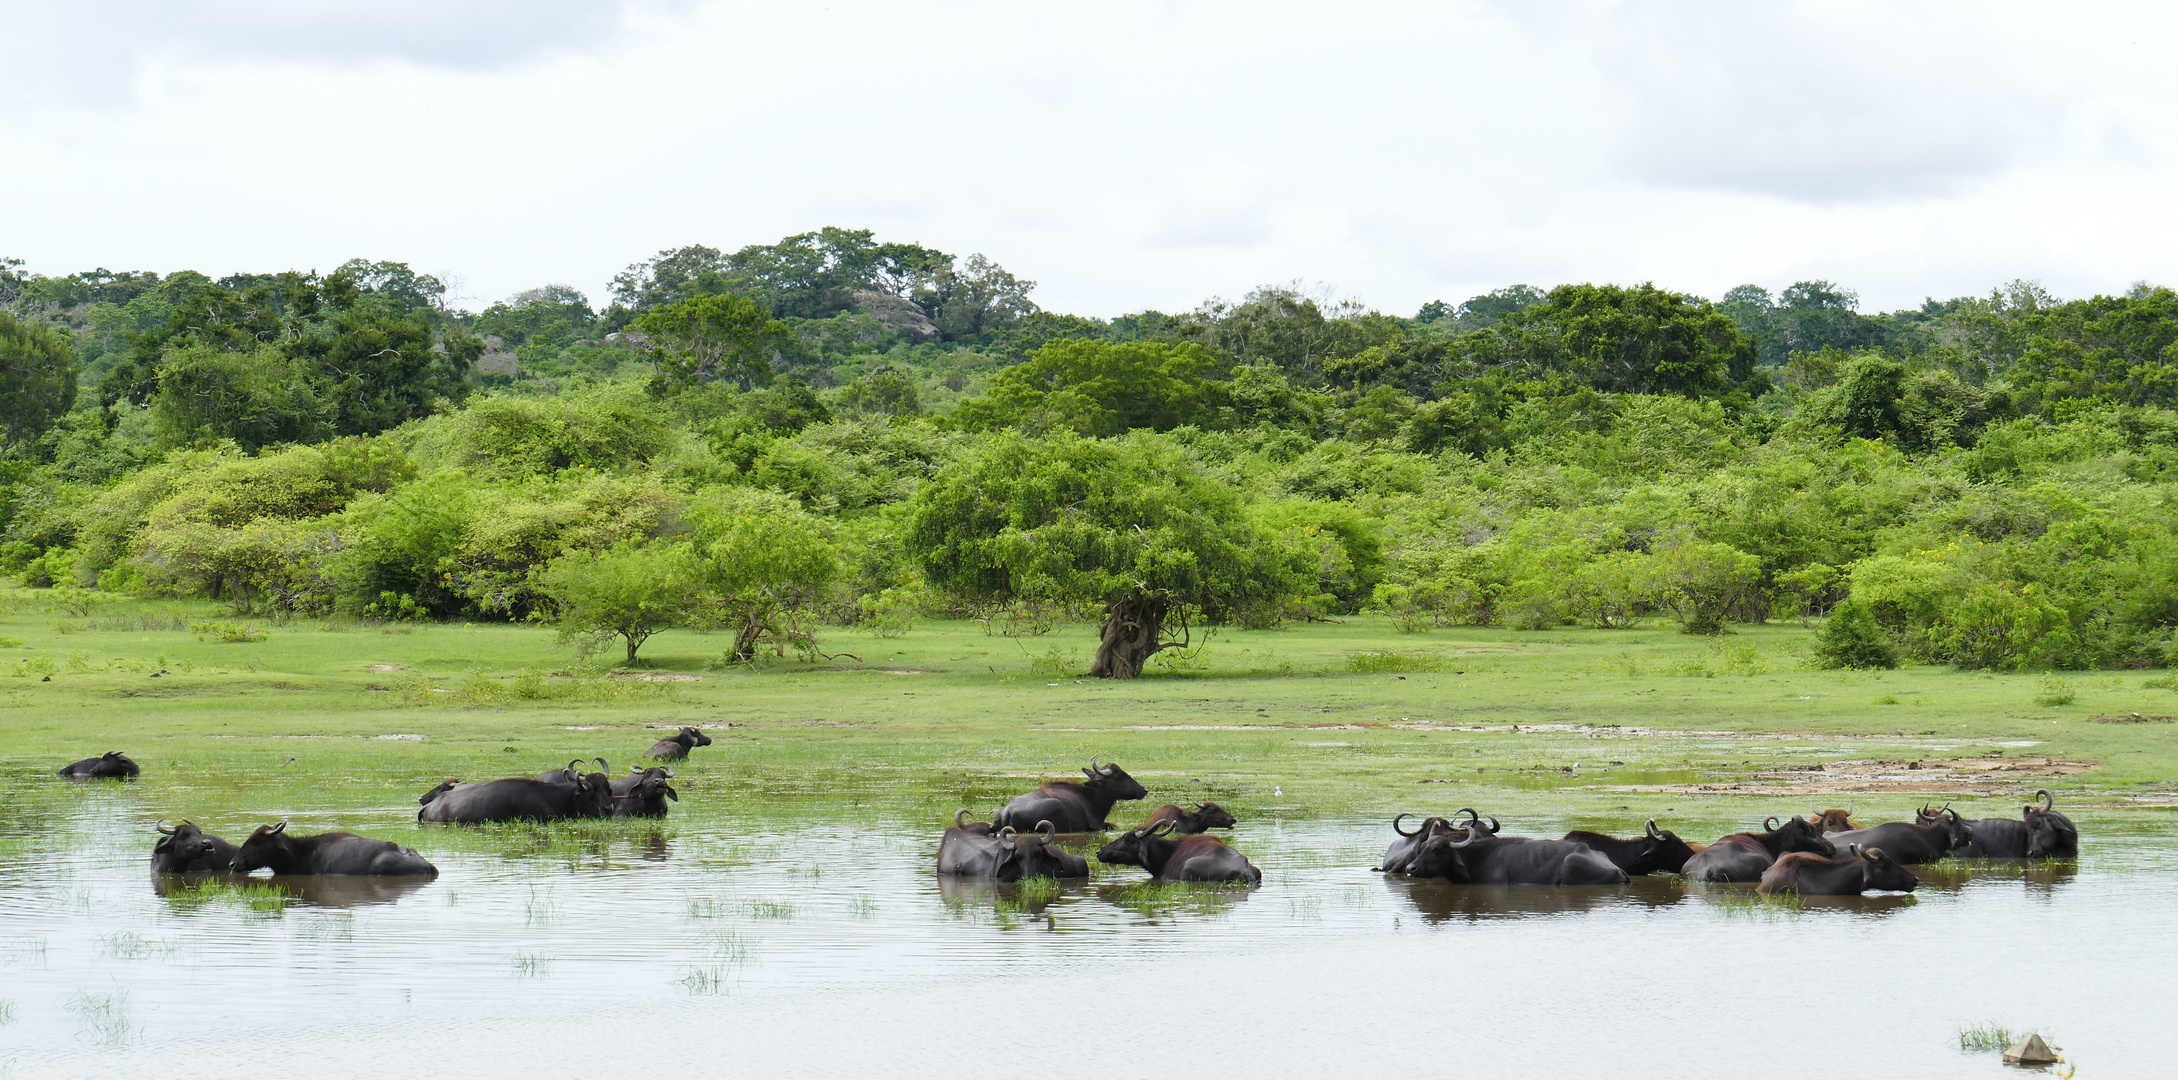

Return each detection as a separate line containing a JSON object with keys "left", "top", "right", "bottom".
{"left": 3, "top": 230, "right": 2176, "bottom": 676}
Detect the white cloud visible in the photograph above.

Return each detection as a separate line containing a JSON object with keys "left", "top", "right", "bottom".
{"left": 1, "top": 0, "right": 2175, "bottom": 317}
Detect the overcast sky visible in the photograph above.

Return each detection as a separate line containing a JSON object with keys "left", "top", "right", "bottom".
{"left": 3, "top": 1, "right": 2173, "bottom": 317}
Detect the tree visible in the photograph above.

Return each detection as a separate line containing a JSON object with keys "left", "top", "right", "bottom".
{"left": 907, "top": 432, "right": 1296, "bottom": 678}
{"left": 1645, "top": 541, "right": 1761, "bottom": 635}
{"left": 151, "top": 344, "right": 329, "bottom": 450}
{"left": 634, "top": 293, "right": 789, "bottom": 390}
{"left": 1461, "top": 283, "right": 1756, "bottom": 396}
{"left": 947, "top": 339, "right": 1223, "bottom": 436}
{"left": 0, "top": 311, "right": 79, "bottom": 454}
{"left": 683, "top": 488, "right": 840, "bottom": 662}
{"left": 1812, "top": 598, "right": 1899, "bottom": 669}
{"left": 537, "top": 540, "right": 702, "bottom": 664}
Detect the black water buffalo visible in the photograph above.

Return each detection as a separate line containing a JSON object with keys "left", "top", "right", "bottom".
{"left": 1407, "top": 829, "right": 1628, "bottom": 886}
{"left": 231, "top": 822, "right": 438, "bottom": 877}
{"left": 535, "top": 758, "right": 609, "bottom": 784}
{"left": 1377, "top": 810, "right": 1495, "bottom": 874}
{"left": 1951, "top": 791, "right": 2079, "bottom": 859}
{"left": 1562, "top": 820, "right": 1698, "bottom": 876}
{"left": 418, "top": 778, "right": 461, "bottom": 806}
{"left": 418, "top": 763, "right": 615, "bottom": 823}
{"left": 937, "top": 820, "right": 1089, "bottom": 880}
{"left": 992, "top": 759, "right": 1149, "bottom": 832}
{"left": 1141, "top": 801, "right": 1238, "bottom": 834}
{"left": 611, "top": 765, "right": 678, "bottom": 818}
{"left": 1682, "top": 816, "right": 1837, "bottom": 883}
{"left": 645, "top": 727, "right": 712, "bottom": 760}
{"left": 57, "top": 751, "right": 139, "bottom": 779}
{"left": 1097, "top": 821, "right": 1262, "bottom": 883}
{"left": 1757, "top": 845, "right": 1919, "bottom": 896}
{"left": 1826, "top": 805, "right": 1972, "bottom": 865}
{"left": 950, "top": 809, "right": 997, "bottom": 836}
{"left": 1808, "top": 808, "right": 1860, "bottom": 834}
{"left": 151, "top": 821, "right": 238, "bottom": 874}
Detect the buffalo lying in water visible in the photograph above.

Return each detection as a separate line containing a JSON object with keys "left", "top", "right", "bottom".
{"left": 937, "top": 820, "right": 1088, "bottom": 880}
{"left": 1948, "top": 791, "right": 2079, "bottom": 859}
{"left": 1406, "top": 829, "right": 1628, "bottom": 886}
{"left": 535, "top": 758, "right": 609, "bottom": 784}
{"left": 231, "top": 822, "right": 438, "bottom": 877}
{"left": 58, "top": 751, "right": 139, "bottom": 779}
{"left": 645, "top": 727, "right": 712, "bottom": 761}
{"left": 151, "top": 821, "right": 238, "bottom": 873}
{"left": 1682, "top": 816, "right": 1836, "bottom": 883}
{"left": 1097, "top": 821, "right": 1262, "bottom": 883}
{"left": 1140, "top": 802, "right": 1237, "bottom": 834}
{"left": 1825, "top": 805, "right": 1973, "bottom": 865}
{"left": 1377, "top": 810, "right": 1495, "bottom": 874}
{"left": 993, "top": 759, "right": 1148, "bottom": 832}
{"left": 419, "top": 762, "right": 615, "bottom": 823}
{"left": 611, "top": 766, "right": 678, "bottom": 818}
{"left": 1756, "top": 845, "right": 1918, "bottom": 896}
{"left": 1562, "top": 820, "right": 1699, "bottom": 876}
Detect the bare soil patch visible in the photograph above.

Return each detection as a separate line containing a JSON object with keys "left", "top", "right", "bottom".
{"left": 1586, "top": 756, "right": 2099, "bottom": 797}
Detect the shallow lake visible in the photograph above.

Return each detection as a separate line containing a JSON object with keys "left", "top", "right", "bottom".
{"left": 2, "top": 782, "right": 2171, "bottom": 1078}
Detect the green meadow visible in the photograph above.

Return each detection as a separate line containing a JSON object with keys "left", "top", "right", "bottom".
{"left": 6, "top": 591, "right": 2174, "bottom": 847}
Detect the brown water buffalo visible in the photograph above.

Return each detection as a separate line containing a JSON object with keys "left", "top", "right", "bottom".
{"left": 231, "top": 822, "right": 438, "bottom": 877}
{"left": 1682, "top": 816, "right": 1836, "bottom": 883}
{"left": 58, "top": 751, "right": 139, "bottom": 779}
{"left": 1562, "top": 820, "right": 1698, "bottom": 876}
{"left": 1140, "top": 802, "right": 1238, "bottom": 834}
{"left": 1097, "top": 821, "right": 1262, "bottom": 883}
{"left": 1757, "top": 845, "right": 1919, "bottom": 896}
{"left": 992, "top": 759, "right": 1149, "bottom": 832}
{"left": 645, "top": 727, "right": 712, "bottom": 760}
{"left": 151, "top": 821, "right": 238, "bottom": 874}
{"left": 937, "top": 820, "right": 1088, "bottom": 880}
{"left": 1827, "top": 805, "right": 1972, "bottom": 865}
{"left": 1809, "top": 808, "right": 1859, "bottom": 834}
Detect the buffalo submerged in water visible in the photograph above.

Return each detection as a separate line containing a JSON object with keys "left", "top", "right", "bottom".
{"left": 1377, "top": 811, "right": 1494, "bottom": 875}
{"left": 1139, "top": 801, "right": 1238, "bottom": 834}
{"left": 993, "top": 759, "right": 1149, "bottom": 832}
{"left": 936, "top": 818, "right": 1088, "bottom": 881}
{"left": 611, "top": 766, "right": 679, "bottom": 818}
{"left": 1561, "top": 820, "right": 1700, "bottom": 876}
{"left": 1405, "top": 827, "right": 1628, "bottom": 887}
{"left": 150, "top": 821, "right": 238, "bottom": 874}
{"left": 1097, "top": 821, "right": 1262, "bottom": 883}
{"left": 1682, "top": 816, "right": 1836, "bottom": 883}
{"left": 58, "top": 751, "right": 140, "bottom": 779}
{"left": 1824, "top": 805, "right": 1974, "bottom": 865}
{"left": 230, "top": 822, "right": 438, "bottom": 877}
{"left": 419, "top": 761, "right": 615, "bottom": 823}
{"left": 1756, "top": 844, "right": 1918, "bottom": 897}
{"left": 1948, "top": 791, "right": 2080, "bottom": 859}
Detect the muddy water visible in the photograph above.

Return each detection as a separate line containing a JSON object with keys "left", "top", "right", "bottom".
{"left": 2, "top": 788, "right": 2173, "bottom": 1079}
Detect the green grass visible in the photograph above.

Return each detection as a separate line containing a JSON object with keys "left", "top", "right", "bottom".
{"left": 4, "top": 589, "right": 2175, "bottom": 843}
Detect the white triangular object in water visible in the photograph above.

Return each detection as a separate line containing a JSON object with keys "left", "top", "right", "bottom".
{"left": 2003, "top": 1033, "right": 2059, "bottom": 1065}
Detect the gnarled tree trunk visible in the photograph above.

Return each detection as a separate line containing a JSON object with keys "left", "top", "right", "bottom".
{"left": 1091, "top": 593, "right": 1170, "bottom": 679}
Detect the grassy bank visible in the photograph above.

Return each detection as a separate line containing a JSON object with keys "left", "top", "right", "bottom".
{"left": 3, "top": 590, "right": 2174, "bottom": 848}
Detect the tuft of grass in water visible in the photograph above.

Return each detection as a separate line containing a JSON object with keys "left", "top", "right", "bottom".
{"left": 98, "top": 932, "right": 181, "bottom": 961}
{"left": 65, "top": 990, "right": 133, "bottom": 1047}
{"left": 397, "top": 669, "right": 679, "bottom": 707}
{"left": 0, "top": 937, "right": 48, "bottom": 967}
{"left": 159, "top": 879, "right": 296, "bottom": 917}
{"left": 0, "top": 999, "right": 16, "bottom": 1025}
{"left": 509, "top": 953, "right": 551, "bottom": 978}
{"left": 1957, "top": 1022, "right": 2039, "bottom": 1052}
{"left": 1012, "top": 876, "right": 1064, "bottom": 905}
{"left": 746, "top": 899, "right": 797, "bottom": 920}
{"left": 1705, "top": 891, "right": 1802, "bottom": 917}
{"left": 701, "top": 929, "right": 752, "bottom": 965}
{"left": 677, "top": 966, "right": 726, "bottom": 995}
{"left": 1101, "top": 878, "right": 1252, "bottom": 919}
{"left": 523, "top": 886, "right": 560, "bottom": 926}
{"left": 1346, "top": 649, "right": 1447, "bottom": 674}
{"left": 846, "top": 894, "right": 878, "bottom": 919}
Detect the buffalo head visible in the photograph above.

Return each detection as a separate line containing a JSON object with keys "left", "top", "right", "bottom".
{"left": 1641, "top": 819, "right": 1698, "bottom": 873}
{"left": 1851, "top": 845, "right": 1919, "bottom": 892}
{"left": 680, "top": 727, "right": 712, "bottom": 748}
{"left": 1191, "top": 802, "right": 1238, "bottom": 830}
{"left": 153, "top": 821, "right": 220, "bottom": 866}
{"left": 1096, "top": 820, "right": 1171, "bottom": 868}
{"left": 1765, "top": 815, "right": 1837, "bottom": 857}
{"left": 2022, "top": 790, "right": 2078, "bottom": 859}
{"left": 231, "top": 821, "right": 291, "bottom": 873}
{"left": 1809, "top": 807, "right": 1858, "bottom": 833}
{"left": 1081, "top": 758, "right": 1148, "bottom": 802}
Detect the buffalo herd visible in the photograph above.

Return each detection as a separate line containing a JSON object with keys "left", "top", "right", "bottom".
{"left": 62, "top": 741, "right": 2081, "bottom": 898}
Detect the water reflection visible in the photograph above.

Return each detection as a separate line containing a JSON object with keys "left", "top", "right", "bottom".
{"left": 152, "top": 872, "right": 436, "bottom": 908}
{"left": 1390, "top": 877, "right": 1675, "bottom": 922}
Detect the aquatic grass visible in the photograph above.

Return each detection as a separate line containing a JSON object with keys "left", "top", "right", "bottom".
{"left": 523, "top": 886, "right": 560, "bottom": 926}
{"left": 0, "top": 938, "right": 47, "bottom": 967}
{"left": 64, "top": 990, "right": 133, "bottom": 1047}
{"left": 676, "top": 966, "right": 726, "bottom": 995}
{"left": 0, "top": 998, "right": 14, "bottom": 1025}
{"left": 508, "top": 953, "right": 551, "bottom": 978}
{"left": 1346, "top": 649, "right": 1448, "bottom": 674}
{"left": 700, "top": 929, "right": 753, "bottom": 965}
{"left": 746, "top": 899, "right": 797, "bottom": 921}
{"left": 1704, "top": 891, "right": 1803, "bottom": 918}
{"left": 98, "top": 932, "right": 182, "bottom": 960}
{"left": 845, "top": 894, "right": 878, "bottom": 919}
{"left": 1101, "top": 879, "right": 1252, "bottom": 919}
{"left": 1957, "top": 1022, "right": 2019, "bottom": 1052}
{"left": 158, "top": 878, "right": 296, "bottom": 917}
{"left": 1012, "top": 876, "right": 1064, "bottom": 905}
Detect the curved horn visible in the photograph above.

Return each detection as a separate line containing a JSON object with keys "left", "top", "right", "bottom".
{"left": 1393, "top": 813, "right": 1421, "bottom": 837}
{"left": 1442, "top": 829, "right": 1481, "bottom": 849}
{"left": 155, "top": 820, "right": 176, "bottom": 835}
{"left": 1150, "top": 819, "right": 1177, "bottom": 837}
{"left": 997, "top": 826, "right": 1016, "bottom": 850}
{"left": 595, "top": 758, "right": 609, "bottom": 772}
{"left": 955, "top": 809, "right": 971, "bottom": 829}
{"left": 1645, "top": 819, "right": 1662, "bottom": 839}
{"left": 270, "top": 821, "right": 287, "bottom": 835}
{"left": 566, "top": 759, "right": 584, "bottom": 776}
{"left": 2039, "top": 789, "right": 2054, "bottom": 813}
{"left": 1037, "top": 820, "right": 1057, "bottom": 843}
{"left": 1944, "top": 807, "right": 1962, "bottom": 824}
{"left": 1849, "top": 843, "right": 1864, "bottom": 858}
{"left": 1486, "top": 817, "right": 1501, "bottom": 834}
{"left": 1455, "top": 807, "right": 1480, "bottom": 823}
{"left": 1089, "top": 757, "right": 1100, "bottom": 773}
{"left": 1764, "top": 816, "right": 1780, "bottom": 831}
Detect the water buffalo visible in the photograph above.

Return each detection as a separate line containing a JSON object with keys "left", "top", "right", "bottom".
{"left": 1809, "top": 807, "right": 1859, "bottom": 834}
{"left": 535, "top": 758, "right": 610, "bottom": 784}
{"left": 1951, "top": 791, "right": 2079, "bottom": 859}
{"left": 1377, "top": 810, "right": 1494, "bottom": 874}
{"left": 418, "top": 763, "right": 615, "bottom": 823}
{"left": 1757, "top": 845, "right": 1919, "bottom": 896}
{"left": 151, "top": 821, "right": 238, "bottom": 874}
{"left": 1562, "top": 820, "right": 1698, "bottom": 876}
{"left": 645, "top": 727, "right": 712, "bottom": 760}
{"left": 950, "top": 809, "right": 997, "bottom": 836}
{"left": 1682, "top": 816, "right": 1836, "bottom": 883}
{"left": 611, "top": 765, "right": 678, "bottom": 818}
{"left": 1407, "top": 829, "right": 1628, "bottom": 886}
{"left": 1141, "top": 801, "right": 1238, "bottom": 834}
{"left": 992, "top": 759, "right": 1149, "bottom": 832}
{"left": 57, "top": 751, "right": 139, "bottom": 779}
{"left": 937, "top": 820, "right": 1089, "bottom": 880}
{"left": 1826, "top": 805, "right": 1972, "bottom": 865}
{"left": 231, "top": 822, "right": 438, "bottom": 877}
{"left": 1097, "top": 821, "right": 1262, "bottom": 883}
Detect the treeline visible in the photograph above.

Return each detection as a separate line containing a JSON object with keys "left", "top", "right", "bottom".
{"left": 2, "top": 235, "right": 2176, "bottom": 675}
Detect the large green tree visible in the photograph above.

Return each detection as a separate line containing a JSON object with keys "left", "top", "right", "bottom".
{"left": 537, "top": 539, "right": 702, "bottom": 664}
{"left": 634, "top": 293, "right": 789, "bottom": 391}
{"left": 683, "top": 488, "right": 840, "bottom": 662}
{"left": 0, "top": 311, "right": 79, "bottom": 454}
{"left": 1460, "top": 283, "right": 1757, "bottom": 396}
{"left": 947, "top": 339, "right": 1223, "bottom": 436}
{"left": 907, "top": 432, "right": 1296, "bottom": 678}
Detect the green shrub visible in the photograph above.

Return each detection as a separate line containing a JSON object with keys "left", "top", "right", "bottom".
{"left": 190, "top": 620, "right": 268, "bottom": 643}
{"left": 1812, "top": 599, "right": 1899, "bottom": 669}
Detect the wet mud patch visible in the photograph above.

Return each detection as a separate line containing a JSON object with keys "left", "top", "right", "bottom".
{"left": 1584, "top": 756, "right": 2099, "bottom": 796}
